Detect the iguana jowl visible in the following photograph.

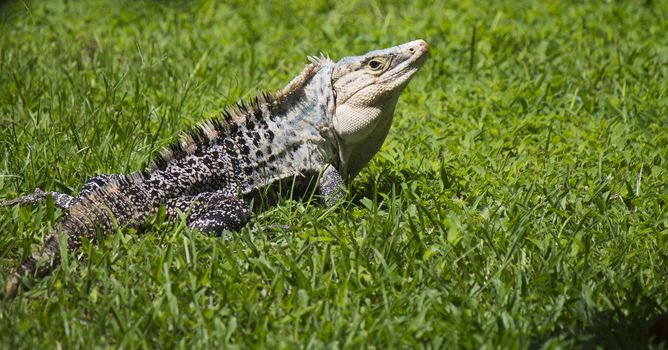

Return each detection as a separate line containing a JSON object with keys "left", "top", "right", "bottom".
{"left": 4, "top": 40, "right": 428, "bottom": 297}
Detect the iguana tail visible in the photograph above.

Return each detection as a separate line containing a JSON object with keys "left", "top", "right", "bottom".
{"left": 5, "top": 177, "right": 146, "bottom": 298}
{"left": 5, "top": 229, "right": 62, "bottom": 298}
{"left": 4, "top": 196, "right": 113, "bottom": 298}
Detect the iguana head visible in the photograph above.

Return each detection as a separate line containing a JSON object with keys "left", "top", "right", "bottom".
{"left": 330, "top": 39, "right": 428, "bottom": 179}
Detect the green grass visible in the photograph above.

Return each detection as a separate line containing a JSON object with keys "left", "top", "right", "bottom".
{"left": 1, "top": 0, "right": 667, "bottom": 348}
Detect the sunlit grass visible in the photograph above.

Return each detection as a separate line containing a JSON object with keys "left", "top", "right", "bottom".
{"left": 1, "top": 0, "right": 667, "bottom": 348}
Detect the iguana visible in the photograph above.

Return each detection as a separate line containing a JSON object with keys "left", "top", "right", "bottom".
{"left": 3, "top": 40, "right": 429, "bottom": 298}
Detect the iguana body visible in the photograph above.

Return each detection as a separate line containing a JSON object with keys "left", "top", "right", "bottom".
{"left": 4, "top": 40, "right": 428, "bottom": 297}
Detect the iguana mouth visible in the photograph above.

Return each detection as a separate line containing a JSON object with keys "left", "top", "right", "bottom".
{"left": 379, "top": 40, "right": 429, "bottom": 85}
{"left": 333, "top": 40, "right": 429, "bottom": 106}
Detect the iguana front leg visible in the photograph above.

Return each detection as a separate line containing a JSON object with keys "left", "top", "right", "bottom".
{"left": 318, "top": 166, "right": 345, "bottom": 205}
{"left": 2, "top": 174, "right": 123, "bottom": 210}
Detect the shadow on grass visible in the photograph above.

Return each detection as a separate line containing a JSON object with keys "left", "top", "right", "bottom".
{"left": 351, "top": 167, "right": 447, "bottom": 206}
{"left": 531, "top": 298, "right": 668, "bottom": 349}
{"left": 0, "top": 0, "right": 14, "bottom": 12}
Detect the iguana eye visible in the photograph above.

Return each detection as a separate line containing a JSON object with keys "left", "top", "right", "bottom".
{"left": 367, "top": 59, "right": 384, "bottom": 70}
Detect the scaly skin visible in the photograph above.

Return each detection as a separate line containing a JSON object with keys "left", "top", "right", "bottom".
{"left": 3, "top": 40, "right": 428, "bottom": 298}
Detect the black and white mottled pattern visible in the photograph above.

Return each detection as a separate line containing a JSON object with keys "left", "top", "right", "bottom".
{"left": 4, "top": 60, "right": 340, "bottom": 296}
{"left": 164, "top": 192, "right": 250, "bottom": 234}
{"left": 4, "top": 40, "right": 429, "bottom": 297}
{"left": 3, "top": 174, "right": 125, "bottom": 209}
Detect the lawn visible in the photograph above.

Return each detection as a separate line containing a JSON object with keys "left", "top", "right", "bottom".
{"left": 1, "top": 0, "right": 667, "bottom": 348}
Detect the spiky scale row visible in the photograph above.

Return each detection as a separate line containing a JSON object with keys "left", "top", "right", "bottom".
{"left": 4, "top": 59, "right": 339, "bottom": 297}
{"left": 151, "top": 93, "right": 273, "bottom": 172}
{"left": 4, "top": 40, "right": 430, "bottom": 298}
